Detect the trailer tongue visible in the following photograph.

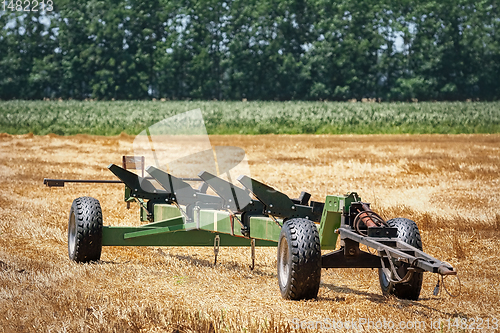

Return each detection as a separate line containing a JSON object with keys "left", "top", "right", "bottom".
{"left": 45, "top": 158, "right": 456, "bottom": 301}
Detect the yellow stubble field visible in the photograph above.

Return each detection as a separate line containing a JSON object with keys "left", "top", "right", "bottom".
{"left": 0, "top": 133, "right": 499, "bottom": 332}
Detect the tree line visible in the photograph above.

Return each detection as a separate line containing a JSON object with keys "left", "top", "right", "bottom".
{"left": 0, "top": 0, "right": 499, "bottom": 101}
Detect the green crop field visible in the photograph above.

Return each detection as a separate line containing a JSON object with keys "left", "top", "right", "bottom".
{"left": 0, "top": 100, "right": 499, "bottom": 135}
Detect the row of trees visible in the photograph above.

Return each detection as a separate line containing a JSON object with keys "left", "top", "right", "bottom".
{"left": 1, "top": 0, "right": 499, "bottom": 101}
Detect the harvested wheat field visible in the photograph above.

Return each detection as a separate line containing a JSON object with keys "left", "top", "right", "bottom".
{"left": 0, "top": 133, "right": 499, "bottom": 332}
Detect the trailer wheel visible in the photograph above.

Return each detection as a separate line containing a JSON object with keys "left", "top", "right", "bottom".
{"left": 378, "top": 218, "right": 423, "bottom": 300}
{"left": 277, "top": 218, "right": 321, "bottom": 300}
{"left": 68, "top": 197, "right": 103, "bottom": 263}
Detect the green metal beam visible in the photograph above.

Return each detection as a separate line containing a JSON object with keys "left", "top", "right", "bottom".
{"left": 102, "top": 227, "right": 277, "bottom": 247}
{"left": 318, "top": 195, "right": 343, "bottom": 250}
{"left": 140, "top": 215, "right": 184, "bottom": 228}
{"left": 154, "top": 204, "right": 182, "bottom": 221}
{"left": 198, "top": 211, "right": 239, "bottom": 235}
{"left": 249, "top": 216, "right": 281, "bottom": 242}
{"left": 123, "top": 222, "right": 192, "bottom": 239}
{"left": 317, "top": 193, "right": 361, "bottom": 250}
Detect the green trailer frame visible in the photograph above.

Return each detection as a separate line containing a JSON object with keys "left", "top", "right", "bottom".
{"left": 44, "top": 159, "right": 457, "bottom": 301}
{"left": 101, "top": 194, "right": 346, "bottom": 249}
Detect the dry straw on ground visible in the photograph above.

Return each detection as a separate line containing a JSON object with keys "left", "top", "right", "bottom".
{"left": 0, "top": 133, "right": 499, "bottom": 332}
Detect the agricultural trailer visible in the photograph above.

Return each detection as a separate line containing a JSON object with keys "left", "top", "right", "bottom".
{"left": 44, "top": 154, "right": 458, "bottom": 301}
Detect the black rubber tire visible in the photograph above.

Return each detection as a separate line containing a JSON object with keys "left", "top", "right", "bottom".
{"left": 68, "top": 196, "right": 103, "bottom": 263}
{"left": 378, "top": 218, "right": 423, "bottom": 300}
{"left": 277, "top": 218, "right": 321, "bottom": 300}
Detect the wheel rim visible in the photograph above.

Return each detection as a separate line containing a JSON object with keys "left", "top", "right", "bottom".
{"left": 380, "top": 267, "right": 391, "bottom": 288}
{"left": 68, "top": 211, "right": 76, "bottom": 256}
{"left": 278, "top": 237, "right": 290, "bottom": 288}
{"left": 380, "top": 262, "right": 407, "bottom": 289}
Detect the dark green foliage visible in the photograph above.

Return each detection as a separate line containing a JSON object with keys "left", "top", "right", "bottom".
{"left": 0, "top": 0, "right": 499, "bottom": 101}
{"left": 1, "top": 100, "right": 499, "bottom": 135}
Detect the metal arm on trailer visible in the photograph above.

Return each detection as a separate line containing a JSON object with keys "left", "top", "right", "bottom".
{"left": 322, "top": 227, "right": 455, "bottom": 275}
{"left": 43, "top": 177, "right": 202, "bottom": 188}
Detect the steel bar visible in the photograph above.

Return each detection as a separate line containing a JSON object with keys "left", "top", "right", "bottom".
{"left": 124, "top": 223, "right": 192, "bottom": 239}
{"left": 44, "top": 178, "right": 123, "bottom": 187}
{"left": 102, "top": 227, "right": 277, "bottom": 247}
{"left": 322, "top": 248, "right": 391, "bottom": 268}
{"left": 43, "top": 177, "right": 202, "bottom": 187}
{"left": 139, "top": 216, "right": 184, "bottom": 228}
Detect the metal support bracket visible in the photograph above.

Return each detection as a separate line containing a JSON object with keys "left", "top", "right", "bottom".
{"left": 322, "top": 246, "right": 391, "bottom": 268}
{"left": 250, "top": 238, "right": 256, "bottom": 270}
{"left": 229, "top": 214, "right": 235, "bottom": 236}
{"left": 108, "top": 164, "right": 172, "bottom": 201}
{"left": 214, "top": 235, "right": 220, "bottom": 265}
{"left": 237, "top": 175, "right": 321, "bottom": 221}
{"left": 198, "top": 171, "right": 252, "bottom": 211}
{"left": 147, "top": 166, "right": 224, "bottom": 208}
